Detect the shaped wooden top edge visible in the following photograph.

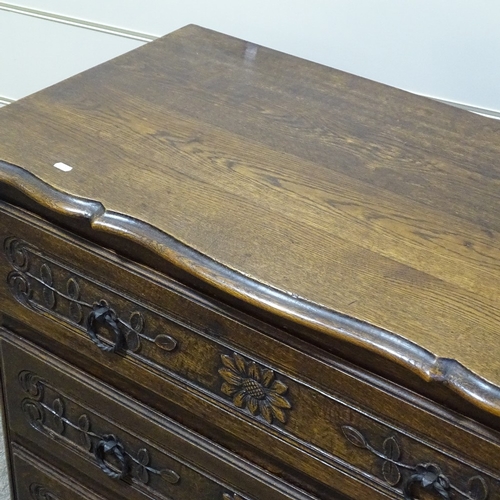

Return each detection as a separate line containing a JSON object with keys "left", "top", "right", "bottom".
{"left": 1, "top": 159, "right": 499, "bottom": 422}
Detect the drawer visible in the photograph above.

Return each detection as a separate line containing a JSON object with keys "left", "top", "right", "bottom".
{"left": 11, "top": 443, "right": 110, "bottom": 500}
{"left": 1, "top": 203, "right": 500, "bottom": 500}
{"left": 1, "top": 331, "right": 320, "bottom": 500}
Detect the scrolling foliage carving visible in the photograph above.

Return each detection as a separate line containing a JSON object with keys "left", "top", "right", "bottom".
{"left": 342, "top": 425, "right": 488, "bottom": 500}
{"left": 4, "top": 237, "right": 177, "bottom": 354}
{"left": 19, "top": 370, "right": 180, "bottom": 486}
{"left": 29, "top": 483, "right": 60, "bottom": 500}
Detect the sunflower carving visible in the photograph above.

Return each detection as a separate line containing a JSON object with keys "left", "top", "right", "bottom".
{"left": 218, "top": 352, "right": 291, "bottom": 424}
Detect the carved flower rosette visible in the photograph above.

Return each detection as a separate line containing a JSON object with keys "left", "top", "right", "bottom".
{"left": 219, "top": 353, "right": 291, "bottom": 424}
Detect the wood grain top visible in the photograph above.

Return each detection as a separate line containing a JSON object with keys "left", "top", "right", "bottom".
{"left": 1, "top": 25, "right": 500, "bottom": 415}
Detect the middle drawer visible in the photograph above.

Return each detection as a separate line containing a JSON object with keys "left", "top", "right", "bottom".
{"left": 1, "top": 331, "right": 319, "bottom": 500}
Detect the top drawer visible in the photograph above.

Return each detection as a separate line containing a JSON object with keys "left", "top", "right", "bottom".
{"left": 1, "top": 201, "right": 500, "bottom": 500}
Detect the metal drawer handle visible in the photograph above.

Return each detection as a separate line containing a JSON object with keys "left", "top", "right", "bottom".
{"left": 95, "top": 434, "right": 129, "bottom": 479}
{"left": 403, "top": 464, "right": 450, "bottom": 499}
{"left": 19, "top": 376, "right": 182, "bottom": 486}
{"left": 5, "top": 239, "right": 179, "bottom": 356}
{"left": 86, "top": 301, "right": 126, "bottom": 353}
{"left": 341, "top": 425, "right": 489, "bottom": 500}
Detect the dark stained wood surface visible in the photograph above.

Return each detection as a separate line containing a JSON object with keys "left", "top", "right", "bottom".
{"left": 3, "top": 203, "right": 499, "bottom": 498}
{"left": 2, "top": 332, "right": 324, "bottom": 500}
{"left": 11, "top": 444, "right": 112, "bottom": 500}
{"left": 0, "top": 25, "right": 500, "bottom": 407}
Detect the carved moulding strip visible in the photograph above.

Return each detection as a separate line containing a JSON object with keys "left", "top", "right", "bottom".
{"left": 19, "top": 370, "right": 180, "bottom": 486}
{"left": 1, "top": 160, "right": 499, "bottom": 421}
{"left": 341, "top": 425, "right": 488, "bottom": 500}
{"left": 4, "top": 236, "right": 178, "bottom": 354}
{"left": 223, "top": 493, "right": 249, "bottom": 500}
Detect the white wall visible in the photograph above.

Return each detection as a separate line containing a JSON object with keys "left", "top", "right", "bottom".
{"left": 0, "top": 9, "right": 142, "bottom": 102}
{"left": 1, "top": 1, "right": 500, "bottom": 115}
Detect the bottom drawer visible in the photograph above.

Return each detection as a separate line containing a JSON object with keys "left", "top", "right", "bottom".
{"left": 0, "top": 330, "right": 324, "bottom": 500}
{"left": 11, "top": 444, "right": 109, "bottom": 500}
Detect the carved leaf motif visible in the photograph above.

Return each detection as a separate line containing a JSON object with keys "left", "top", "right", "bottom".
{"left": 67, "top": 278, "right": 83, "bottom": 323}
{"left": 40, "top": 264, "right": 56, "bottom": 309}
{"left": 125, "top": 329, "right": 140, "bottom": 352}
{"left": 42, "top": 288, "right": 56, "bottom": 309}
{"left": 8, "top": 272, "right": 31, "bottom": 301}
{"left": 5, "top": 239, "right": 29, "bottom": 271}
{"left": 135, "top": 464, "right": 150, "bottom": 484}
{"left": 382, "top": 436, "right": 401, "bottom": 485}
{"left": 154, "top": 334, "right": 178, "bottom": 351}
{"left": 18, "top": 371, "right": 43, "bottom": 399}
{"left": 77, "top": 413, "right": 92, "bottom": 451}
{"left": 233, "top": 353, "right": 246, "bottom": 373}
{"left": 160, "top": 469, "right": 180, "bottom": 484}
{"left": 14, "top": 248, "right": 28, "bottom": 269}
{"left": 126, "top": 312, "right": 144, "bottom": 351}
{"left": 341, "top": 426, "right": 367, "bottom": 448}
{"left": 267, "top": 393, "right": 291, "bottom": 409}
{"left": 77, "top": 413, "right": 90, "bottom": 431}
{"left": 52, "top": 398, "right": 65, "bottom": 434}
{"left": 261, "top": 368, "right": 274, "bottom": 386}
{"left": 67, "top": 277, "right": 79, "bottom": 298}
{"left": 30, "top": 483, "right": 60, "bottom": 500}
{"left": 271, "top": 379, "right": 287, "bottom": 395}
{"left": 248, "top": 362, "right": 260, "bottom": 380}
{"left": 382, "top": 460, "right": 401, "bottom": 486}
{"left": 137, "top": 448, "right": 150, "bottom": 465}
{"left": 22, "top": 400, "right": 44, "bottom": 430}
{"left": 40, "top": 263, "right": 53, "bottom": 285}
{"left": 69, "top": 302, "right": 83, "bottom": 323}
{"left": 53, "top": 398, "right": 64, "bottom": 416}
{"left": 260, "top": 403, "right": 273, "bottom": 424}
{"left": 271, "top": 405, "right": 287, "bottom": 424}
{"left": 221, "top": 354, "right": 237, "bottom": 371}
{"left": 129, "top": 311, "right": 144, "bottom": 333}
{"left": 383, "top": 436, "right": 400, "bottom": 461}
{"left": 467, "top": 476, "right": 488, "bottom": 500}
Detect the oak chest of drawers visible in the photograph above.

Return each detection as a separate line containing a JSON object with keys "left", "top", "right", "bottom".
{"left": 0, "top": 25, "right": 499, "bottom": 500}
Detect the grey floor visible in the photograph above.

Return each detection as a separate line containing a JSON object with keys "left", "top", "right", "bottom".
{"left": 0, "top": 415, "right": 10, "bottom": 500}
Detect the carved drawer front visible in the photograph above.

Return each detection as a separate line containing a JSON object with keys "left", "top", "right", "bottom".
{"left": 11, "top": 443, "right": 112, "bottom": 500}
{"left": 1, "top": 203, "right": 500, "bottom": 500}
{"left": 0, "top": 331, "right": 318, "bottom": 500}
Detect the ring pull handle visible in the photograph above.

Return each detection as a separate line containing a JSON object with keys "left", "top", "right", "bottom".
{"left": 403, "top": 464, "right": 451, "bottom": 500}
{"left": 94, "top": 434, "right": 129, "bottom": 480}
{"left": 86, "top": 300, "right": 125, "bottom": 352}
